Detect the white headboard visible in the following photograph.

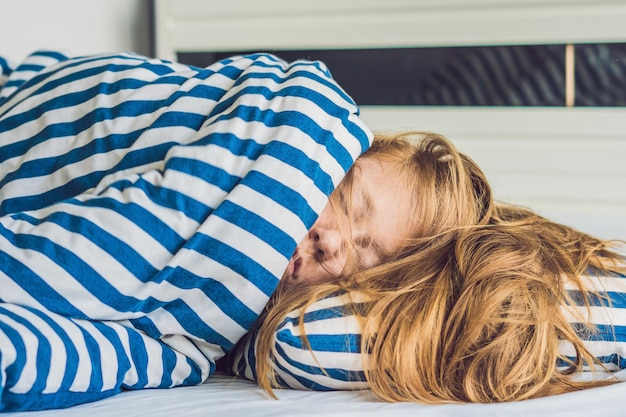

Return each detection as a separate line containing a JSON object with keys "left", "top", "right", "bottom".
{"left": 154, "top": 0, "right": 626, "bottom": 240}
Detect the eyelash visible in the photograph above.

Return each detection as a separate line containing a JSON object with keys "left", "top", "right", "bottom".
{"left": 338, "top": 191, "right": 349, "bottom": 216}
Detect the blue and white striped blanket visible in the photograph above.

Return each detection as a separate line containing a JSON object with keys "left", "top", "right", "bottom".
{"left": 0, "top": 51, "right": 372, "bottom": 411}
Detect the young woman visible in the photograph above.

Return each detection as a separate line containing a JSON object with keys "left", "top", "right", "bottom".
{"left": 228, "top": 131, "right": 626, "bottom": 404}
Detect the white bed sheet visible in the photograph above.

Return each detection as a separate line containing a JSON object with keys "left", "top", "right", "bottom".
{"left": 10, "top": 372, "right": 625, "bottom": 417}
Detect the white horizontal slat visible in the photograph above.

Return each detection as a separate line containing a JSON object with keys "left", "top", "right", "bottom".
{"left": 154, "top": 0, "right": 626, "bottom": 61}
{"left": 454, "top": 138, "right": 626, "bottom": 176}
{"left": 360, "top": 107, "right": 626, "bottom": 138}
{"left": 489, "top": 173, "right": 625, "bottom": 203}
{"left": 158, "top": 0, "right": 624, "bottom": 19}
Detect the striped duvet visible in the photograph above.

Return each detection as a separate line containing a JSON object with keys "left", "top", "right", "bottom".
{"left": 0, "top": 50, "right": 371, "bottom": 411}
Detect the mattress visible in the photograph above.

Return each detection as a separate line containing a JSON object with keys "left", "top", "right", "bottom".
{"left": 9, "top": 372, "right": 626, "bottom": 417}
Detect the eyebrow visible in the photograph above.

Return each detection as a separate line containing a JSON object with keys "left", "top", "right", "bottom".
{"left": 361, "top": 187, "right": 374, "bottom": 216}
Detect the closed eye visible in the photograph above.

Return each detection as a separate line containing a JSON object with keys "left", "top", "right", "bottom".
{"left": 353, "top": 236, "right": 385, "bottom": 268}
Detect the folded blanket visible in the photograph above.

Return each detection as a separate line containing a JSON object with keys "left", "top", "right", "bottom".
{"left": 0, "top": 50, "right": 372, "bottom": 411}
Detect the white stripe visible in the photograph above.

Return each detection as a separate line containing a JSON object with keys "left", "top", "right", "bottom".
{"left": 234, "top": 183, "right": 310, "bottom": 247}
{"left": 559, "top": 337, "right": 626, "bottom": 359}
{"left": 283, "top": 315, "right": 362, "bottom": 338}
{"left": 562, "top": 304, "right": 626, "bottom": 327}
{"left": 565, "top": 273, "right": 626, "bottom": 294}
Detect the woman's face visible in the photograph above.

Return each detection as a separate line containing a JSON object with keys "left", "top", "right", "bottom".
{"left": 282, "top": 157, "right": 413, "bottom": 286}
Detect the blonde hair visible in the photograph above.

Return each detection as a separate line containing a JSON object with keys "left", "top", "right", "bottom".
{"left": 255, "top": 132, "right": 626, "bottom": 403}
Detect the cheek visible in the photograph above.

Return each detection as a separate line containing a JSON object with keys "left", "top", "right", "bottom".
{"left": 301, "top": 258, "right": 343, "bottom": 284}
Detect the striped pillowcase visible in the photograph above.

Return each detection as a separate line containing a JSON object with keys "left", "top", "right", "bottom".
{"left": 229, "top": 271, "right": 626, "bottom": 390}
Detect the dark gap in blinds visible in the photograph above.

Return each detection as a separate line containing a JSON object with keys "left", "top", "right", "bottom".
{"left": 178, "top": 44, "right": 626, "bottom": 107}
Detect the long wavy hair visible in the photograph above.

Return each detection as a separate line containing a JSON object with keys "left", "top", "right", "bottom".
{"left": 254, "top": 131, "right": 626, "bottom": 403}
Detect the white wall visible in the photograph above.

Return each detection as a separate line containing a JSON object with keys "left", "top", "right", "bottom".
{"left": 0, "top": 0, "right": 152, "bottom": 63}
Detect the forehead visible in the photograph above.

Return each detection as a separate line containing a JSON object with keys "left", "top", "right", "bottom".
{"left": 352, "top": 157, "right": 413, "bottom": 250}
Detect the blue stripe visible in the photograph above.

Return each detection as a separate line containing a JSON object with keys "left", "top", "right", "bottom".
{"left": 182, "top": 357, "right": 206, "bottom": 386}
{"left": 190, "top": 132, "right": 265, "bottom": 159}
{"left": 567, "top": 289, "right": 626, "bottom": 309}
{"left": 275, "top": 328, "right": 362, "bottom": 354}
{"left": 0, "top": 56, "right": 13, "bottom": 76}
{"left": 11, "top": 64, "right": 46, "bottom": 73}
{"left": 107, "top": 175, "right": 213, "bottom": 224}
{"left": 128, "top": 316, "right": 161, "bottom": 340}
{"left": 245, "top": 329, "right": 259, "bottom": 378}
{"left": 277, "top": 300, "right": 368, "bottom": 328}
{"left": 558, "top": 352, "right": 626, "bottom": 369}
{"left": 162, "top": 265, "right": 259, "bottom": 331}
{"left": 570, "top": 322, "right": 626, "bottom": 342}
{"left": 123, "top": 325, "right": 150, "bottom": 389}
{"left": 163, "top": 298, "right": 235, "bottom": 351}
{"left": 241, "top": 170, "right": 318, "bottom": 230}
{"left": 0, "top": 227, "right": 87, "bottom": 318}
{"left": 88, "top": 321, "right": 130, "bottom": 388}
{"left": 0, "top": 307, "right": 33, "bottom": 388}
{"left": 10, "top": 211, "right": 160, "bottom": 280}
{"left": 217, "top": 199, "right": 297, "bottom": 259}
{"left": 0, "top": 222, "right": 167, "bottom": 316}
{"left": 186, "top": 233, "right": 279, "bottom": 297}
{"left": 64, "top": 195, "right": 186, "bottom": 255}
{"left": 166, "top": 156, "right": 241, "bottom": 194}
{"left": 263, "top": 141, "right": 335, "bottom": 197}
{"left": 211, "top": 103, "right": 354, "bottom": 172}
{"left": 76, "top": 325, "right": 103, "bottom": 392}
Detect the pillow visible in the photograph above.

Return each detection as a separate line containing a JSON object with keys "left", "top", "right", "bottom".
{"left": 229, "top": 272, "right": 626, "bottom": 390}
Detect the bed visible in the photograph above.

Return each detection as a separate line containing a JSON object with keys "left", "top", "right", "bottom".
{"left": 1, "top": 0, "right": 626, "bottom": 415}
